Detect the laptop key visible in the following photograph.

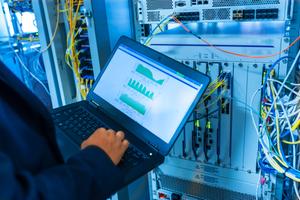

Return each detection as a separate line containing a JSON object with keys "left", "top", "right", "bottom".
{"left": 82, "top": 134, "right": 89, "bottom": 140}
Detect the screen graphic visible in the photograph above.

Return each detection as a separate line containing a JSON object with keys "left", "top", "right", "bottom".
{"left": 94, "top": 45, "right": 202, "bottom": 143}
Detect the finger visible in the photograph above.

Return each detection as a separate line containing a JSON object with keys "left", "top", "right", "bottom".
{"left": 95, "top": 127, "right": 106, "bottom": 134}
{"left": 116, "top": 131, "right": 125, "bottom": 141}
{"left": 80, "top": 140, "right": 87, "bottom": 149}
{"left": 106, "top": 129, "right": 116, "bottom": 139}
{"left": 121, "top": 140, "right": 129, "bottom": 152}
{"left": 107, "top": 129, "right": 116, "bottom": 134}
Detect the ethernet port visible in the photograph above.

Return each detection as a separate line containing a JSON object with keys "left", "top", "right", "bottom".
{"left": 243, "top": 10, "right": 254, "bottom": 19}
{"left": 203, "top": 0, "right": 208, "bottom": 4}
{"left": 175, "top": 1, "right": 186, "bottom": 7}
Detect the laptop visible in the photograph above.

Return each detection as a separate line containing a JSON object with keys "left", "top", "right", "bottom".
{"left": 51, "top": 36, "right": 210, "bottom": 185}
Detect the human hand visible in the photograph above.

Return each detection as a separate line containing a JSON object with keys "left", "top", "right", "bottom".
{"left": 81, "top": 128, "right": 129, "bottom": 165}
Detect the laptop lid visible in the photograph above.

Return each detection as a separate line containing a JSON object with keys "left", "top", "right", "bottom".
{"left": 88, "top": 36, "right": 210, "bottom": 156}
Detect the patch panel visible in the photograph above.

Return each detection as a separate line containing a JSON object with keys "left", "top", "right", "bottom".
{"left": 63, "top": 0, "right": 94, "bottom": 99}
{"left": 256, "top": 8, "right": 279, "bottom": 19}
{"left": 175, "top": 60, "right": 231, "bottom": 166}
{"left": 175, "top": 12, "right": 200, "bottom": 22}
{"left": 233, "top": 9, "right": 255, "bottom": 20}
{"left": 233, "top": 8, "right": 279, "bottom": 21}
{"left": 137, "top": 0, "right": 288, "bottom": 23}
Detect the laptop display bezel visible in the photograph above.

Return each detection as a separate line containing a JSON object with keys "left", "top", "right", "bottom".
{"left": 87, "top": 36, "right": 210, "bottom": 156}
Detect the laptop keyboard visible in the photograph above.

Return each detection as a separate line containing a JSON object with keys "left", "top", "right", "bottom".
{"left": 52, "top": 106, "right": 149, "bottom": 168}
{"left": 52, "top": 106, "right": 108, "bottom": 143}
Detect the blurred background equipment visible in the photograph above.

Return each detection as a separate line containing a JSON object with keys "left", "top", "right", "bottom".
{"left": 0, "top": 0, "right": 299, "bottom": 199}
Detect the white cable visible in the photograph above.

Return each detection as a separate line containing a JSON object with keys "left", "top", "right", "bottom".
{"left": 250, "top": 86, "right": 285, "bottom": 173}
{"left": 251, "top": 50, "right": 300, "bottom": 185}
{"left": 268, "top": 78, "right": 300, "bottom": 96}
{"left": 270, "top": 106, "right": 299, "bottom": 119}
{"left": 291, "top": 82, "right": 300, "bottom": 86}
{"left": 286, "top": 152, "right": 300, "bottom": 158}
{"left": 36, "top": 0, "right": 60, "bottom": 53}
{"left": 256, "top": 170, "right": 262, "bottom": 200}
{"left": 273, "top": 85, "right": 300, "bottom": 199}
{"left": 1, "top": 0, "right": 51, "bottom": 96}
{"left": 251, "top": 86, "right": 267, "bottom": 138}
{"left": 13, "top": 49, "right": 50, "bottom": 95}
{"left": 262, "top": 49, "right": 300, "bottom": 135}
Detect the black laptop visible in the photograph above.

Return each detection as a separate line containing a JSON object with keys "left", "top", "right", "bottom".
{"left": 51, "top": 36, "right": 210, "bottom": 185}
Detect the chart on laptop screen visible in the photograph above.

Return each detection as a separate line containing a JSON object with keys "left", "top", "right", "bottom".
{"left": 119, "top": 64, "right": 168, "bottom": 116}
{"left": 94, "top": 45, "right": 201, "bottom": 143}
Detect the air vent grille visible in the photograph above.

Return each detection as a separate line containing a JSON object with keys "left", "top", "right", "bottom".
{"left": 203, "top": 8, "right": 230, "bottom": 20}
{"left": 160, "top": 174, "right": 256, "bottom": 200}
{"left": 147, "top": 11, "right": 161, "bottom": 22}
{"left": 146, "top": 0, "right": 173, "bottom": 10}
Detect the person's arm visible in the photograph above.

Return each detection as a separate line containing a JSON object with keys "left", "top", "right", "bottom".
{"left": 0, "top": 128, "right": 129, "bottom": 200}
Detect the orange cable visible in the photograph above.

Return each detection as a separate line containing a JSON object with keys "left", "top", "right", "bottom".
{"left": 172, "top": 16, "right": 300, "bottom": 59}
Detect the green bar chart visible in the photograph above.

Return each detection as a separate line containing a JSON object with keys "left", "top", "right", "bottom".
{"left": 128, "top": 78, "right": 154, "bottom": 99}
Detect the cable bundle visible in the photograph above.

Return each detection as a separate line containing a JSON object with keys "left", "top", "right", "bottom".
{"left": 250, "top": 52, "right": 300, "bottom": 198}
{"left": 65, "top": 0, "right": 93, "bottom": 99}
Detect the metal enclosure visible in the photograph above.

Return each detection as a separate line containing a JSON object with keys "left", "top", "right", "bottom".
{"left": 33, "top": 0, "right": 77, "bottom": 107}
{"left": 33, "top": 0, "right": 300, "bottom": 199}
{"left": 130, "top": 0, "right": 300, "bottom": 199}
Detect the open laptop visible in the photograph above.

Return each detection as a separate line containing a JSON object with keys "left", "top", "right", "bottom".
{"left": 51, "top": 36, "right": 210, "bottom": 185}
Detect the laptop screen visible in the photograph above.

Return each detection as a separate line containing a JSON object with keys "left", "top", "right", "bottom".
{"left": 94, "top": 44, "right": 202, "bottom": 143}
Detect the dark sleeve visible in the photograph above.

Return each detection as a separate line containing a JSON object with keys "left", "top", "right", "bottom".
{"left": 0, "top": 146, "right": 124, "bottom": 200}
